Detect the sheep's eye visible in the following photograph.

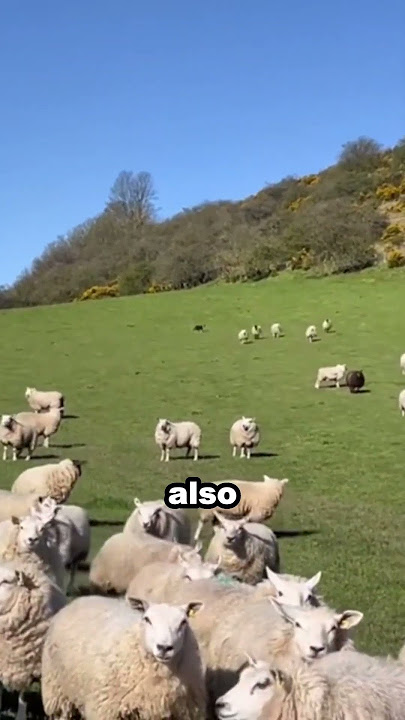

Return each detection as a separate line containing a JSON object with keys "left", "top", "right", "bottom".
{"left": 329, "top": 624, "right": 337, "bottom": 633}
{"left": 144, "top": 616, "right": 151, "bottom": 625}
{"left": 294, "top": 621, "right": 302, "bottom": 629}
{"left": 250, "top": 678, "right": 270, "bottom": 694}
{"left": 277, "top": 590, "right": 283, "bottom": 597}
{"left": 180, "top": 619, "right": 187, "bottom": 627}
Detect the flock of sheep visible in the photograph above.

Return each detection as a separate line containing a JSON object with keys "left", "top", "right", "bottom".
{"left": 0, "top": 331, "right": 405, "bottom": 720}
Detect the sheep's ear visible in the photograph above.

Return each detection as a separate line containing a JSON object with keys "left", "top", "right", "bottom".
{"left": 127, "top": 597, "right": 149, "bottom": 614}
{"left": 263, "top": 475, "right": 270, "bottom": 482}
{"left": 306, "top": 571, "right": 322, "bottom": 590}
{"left": 336, "top": 610, "right": 363, "bottom": 630}
{"left": 183, "top": 601, "right": 203, "bottom": 618}
{"left": 265, "top": 566, "right": 278, "bottom": 583}
{"left": 281, "top": 478, "right": 289, "bottom": 485}
{"left": 11, "top": 516, "right": 20, "bottom": 526}
{"left": 243, "top": 651, "right": 258, "bottom": 667}
{"left": 133, "top": 497, "right": 141, "bottom": 507}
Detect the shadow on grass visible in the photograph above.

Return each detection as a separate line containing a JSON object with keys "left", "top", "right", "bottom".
{"left": 169, "top": 454, "right": 221, "bottom": 461}
{"left": 52, "top": 443, "right": 86, "bottom": 449}
{"left": 310, "top": 337, "right": 321, "bottom": 343}
{"left": 252, "top": 451, "right": 278, "bottom": 458}
{"left": 349, "top": 388, "right": 371, "bottom": 394}
{"left": 33, "top": 453, "right": 60, "bottom": 460}
{"left": 89, "top": 518, "right": 123, "bottom": 527}
{"left": 63, "top": 413, "right": 80, "bottom": 419}
{"left": 275, "top": 529, "right": 319, "bottom": 539}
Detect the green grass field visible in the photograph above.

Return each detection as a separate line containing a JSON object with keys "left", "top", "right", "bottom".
{"left": 1, "top": 267, "right": 405, "bottom": 686}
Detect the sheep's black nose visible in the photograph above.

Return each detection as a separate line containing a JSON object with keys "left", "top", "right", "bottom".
{"left": 310, "top": 645, "right": 324, "bottom": 656}
{"left": 157, "top": 644, "right": 173, "bottom": 653}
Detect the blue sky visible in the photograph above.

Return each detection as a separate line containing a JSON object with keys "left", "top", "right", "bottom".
{"left": 1, "top": 0, "right": 404, "bottom": 286}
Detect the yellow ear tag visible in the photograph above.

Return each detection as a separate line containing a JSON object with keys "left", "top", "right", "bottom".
{"left": 189, "top": 609, "right": 196, "bottom": 617}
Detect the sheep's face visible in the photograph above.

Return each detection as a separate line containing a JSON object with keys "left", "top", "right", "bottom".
{"left": 136, "top": 504, "right": 161, "bottom": 533}
{"left": 25, "top": 387, "right": 33, "bottom": 398}
{"left": 128, "top": 599, "right": 203, "bottom": 663}
{"left": 270, "top": 601, "right": 363, "bottom": 661}
{"left": 216, "top": 658, "right": 279, "bottom": 720}
{"left": 15, "top": 515, "right": 44, "bottom": 551}
{"left": 241, "top": 417, "right": 256, "bottom": 434}
{"left": 157, "top": 419, "right": 171, "bottom": 435}
{"left": 264, "top": 568, "right": 321, "bottom": 607}
{"left": 336, "top": 364, "right": 347, "bottom": 375}
{"left": 215, "top": 516, "right": 247, "bottom": 548}
{"left": 1, "top": 414, "right": 13, "bottom": 429}
{"left": 180, "top": 557, "right": 220, "bottom": 581}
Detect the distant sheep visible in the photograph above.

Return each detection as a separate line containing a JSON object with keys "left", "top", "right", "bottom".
{"left": 194, "top": 475, "right": 288, "bottom": 542}
{"left": 399, "top": 389, "right": 405, "bottom": 417}
{"left": 305, "top": 325, "right": 317, "bottom": 342}
{"left": 230, "top": 416, "right": 260, "bottom": 459}
{"left": 25, "top": 387, "right": 64, "bottom": 414}
{"left": 270, "top": 323, "right": 282, "bottom": 338}
{"left": 154, "top": 419, "right": 202, "bottom": 462}
{"left": 322, "top": 318, "right": 332, "bottom": 333}
{"left": 0, "top": 415, "right": 38, "bottom": 461}
{"left": 124, "top": 497, "right": 192, "bottom": 545}
{"left": 346, "top": 370, "right": 365, "bottom": 393}
{"left": 193, "top": 324, "right": 205, "bottom": 331}
{"left": 314, "top": 364, "right": 347, "bottom": 389}
{"left": 11, "top": 458, "right": 82, "bottom": 504}
{"left": 238, "top": 329, "right": 249, "bottom": 344}
{"left": 400, "top": 353, "right": 405, "bottom": 375}
{"left": 14, "top": 407, "right": 63, "bottom": 448}
{"left": 251, "top": 325, "right": 262, "bottom": 339}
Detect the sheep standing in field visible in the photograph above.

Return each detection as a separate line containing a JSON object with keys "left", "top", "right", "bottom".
{"left": 205, "top": 513, "right": 280, "bottom": 583}
{"left": 41, "top": 595, "right": 206, "bottom": 720}
{"left": 11, "top": 458, "right": 82, "bottom": 504}
{"left": 346, "top": 370, "right": 365, "bottom": 393}
{"left": 230, "top": 416, "right": 260, "bottom": 459}
{"left": 124, "top": 497, "right": 192, "bottom": 544}
{"left": 400, "top": 353, "right": 405, "bottom": 375}
{"left": 0, "top": 415, "right": 38, "bottom": 461}
{"left": 399, "top": 389, "right": 405, "bottom": 417}
{"left": 25, "top": 387, "right": 64, "bottom": 414}
{"left": 216, "top": 650, "right": 405, "bottom": 720}
{"left": 14, "top": 407, "right": 63, "bottom": 448}
{"left": 322, "top": 318, "right": 332, "bottom": 333}
{"left": 251, "top": 325, "right": 262, "bottom": 339}
{"left": 238, "top": 329, "right": 249, "bottom": 344}
{"left": 154, "top": 419, "right": 202, "bottom": 462}
{"left": 314, "top": 363, "right": 347, "bottom": 389}
{"left": 270, "top": 322, "right": 282, "bottom": 338}
{"left": 0, "top": 560, "right": 66, "bottom": 720}
{"left": 305, "top": 324, "right": 318, "bottom": 342}
{"left": 194, "top": 475, "right": 288, "bottom": 542}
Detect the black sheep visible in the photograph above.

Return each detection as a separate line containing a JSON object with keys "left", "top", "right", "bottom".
{"left": 346, "top": 370, "right": 365, "bottom": 393}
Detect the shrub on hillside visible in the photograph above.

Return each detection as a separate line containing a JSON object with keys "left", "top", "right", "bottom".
{"left": 381, "top": 224, "right": 405, "bottom": 248}
{"left": 119, "top": 262, "right": 153, "bottom": 296}
{"left": 386, "top": 249, "right": 405, "bottom": 268}
{"left": 77, "top": 282, "right": 119, "bottom": 301}
{"left": 338, "top": 137, "right": 383, "bottom": 172}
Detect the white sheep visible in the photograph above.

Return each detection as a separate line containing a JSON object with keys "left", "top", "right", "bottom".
{"left": 194, "top": 475, "right": 288, "bottom": 542}
{"left": 154, "top": 419, "right": 202, "bottom": 462}
{"left": 41, "top": 595, "right": 206, "bottom": 720}
{"left": 124, "top": 497, "right": 192, "bottom": 544}
{"left": 25, "top": 386, "right": 64, "bottom": 414}
{"left": 126, "top": 555, "right": 221, "bottom": 601}
{"left": 314, "top": 363, "right": 347, "bottom": 389}
{"left": 230, "top": 416, "right": 260, "bottom": 459}
{"left": 0, "top": 415, "right": 38, "bottom": 461}
{"left": 270, "top": 322, "right": 282, "bottom": 338}
{"left": 0, "top": 490, "right": 42, "bottom": 523}
{"left": 322, "top": 318, "right": 332, "bottom": 333}
{"left": 14, "top": 407, "right": 63, "bottom": 448}
{"left": 204, "top": 513, "right": 279, "bottom": 584}
{"left": 238, "top": 329, "right": 249, "bottom": 344}
{"left": 400, "top": 353, "right": 405, "bottom": 375}
{"left": 0, "top": 559, "right": 65, "bottom": 720}
{"left": 251, "top": 325, "right": 262, "bottom": 339}
{"left": 399, "top": 389, "right": 405, "bottom": 417}
{"left": 11, "top": 458, "right": 82, "bottom": 504}
{"left": 305, "top": 324, "right": 317, "bottom": 342}
{"left": 216, "top": 650, "right": 405, "bottom": 720}
{"left": 263, "top": 567, "right": 323, "bottom": 607}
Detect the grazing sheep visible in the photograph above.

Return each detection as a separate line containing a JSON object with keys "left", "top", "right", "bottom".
{"left": 124, "top": 497, "right": 192, "bottom": 544}
{"left": 0, "top": 415, "right": 38, "bottom": 461}
{"left": 127, "top": 555, "right": 221, "bottom": 601}
{"left": 216, "top": 650, "right": 405, "bottom": 720}
{"left": 0, "top": 490, "right": 42, "bottom": 523}
{"left": 400, "top": 353, "right": 405, "bottom": 375}
{"left": 41, "top": 595, "right": 206, "bottom": 720}
{"left": 25, "top": 387, "right": 64, "bottom": 414}
{"left": 230, "top": 416, "right": 260, "bottom": 459}
{"left": 314, "top": 363, "right": 347, "bottom": 389}
{"left": 238, "top": 329, "right": 249, "bottom": 344}
{"left": 346, "top": 370, "right": 365, "bottom": 393}
{"left": 270, "top": 323, "right": 282, "bottom": 338}
{"left": 399, "top": 389, "right": 405, "bottom": 417}
{"left": 11, "top": 458, "right": 82, "bottom": 504}
{"left": 322, "top": 318, "right": 332, "bottom": 333}
{"left": 204, "top": 513, "right": 279, "bottom": 583}
{"left": 0, "top": 560, "right": 66, "bottom": 720}
{"left": 154, "top": 419, "right": 202, "bottom": 462}
{"left": 194, "top": 475, "right": 288, "bottom": 542}
{"left": 14, "top": 407, "right": 63, "bottom": 448}
{"left": 251, "top": 325, "right": 262, "bottom": 339}
{"left": 305, "top": 325, "right": 317, "bottom": 342}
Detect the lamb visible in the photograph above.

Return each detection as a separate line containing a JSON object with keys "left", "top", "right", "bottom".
{"left": 314, "top": 363, "right": 347, "bottom": 389}
{"left": 41, "top": 595, "right": 206, "bottom": 720}
{"left": 0, "top": 415, "right": 38, "bottom": 461}
{"left": 238, "top": 329, "right": 249, "bottom": 343}
{"left": 230, "top": 416, "right": 260, "bottom": 458}
{"left": 14, "top": 407, "right": 63, "bottom": 448}
{"left": 270, "top": 323, "right": 282, "bottom": 338}
{"left": 124, "top": 497, "right": 192, "bottom": 544}
{"left": 399, "top": 389, "right": 405, "bottom": 417}
{"left": 25, "top": 386, "right": 64, "bottom": 414}
{"left": 194, "top": 475, "right": 288, "bottom": 542}
{"left": 154, "top": 418, "right": 202, "bottom": 462}
{"left": 11, "top": 458, "right": 82, "bottom": 504}
{"left": 345, "top": 369, "right": 365, "bottom": 393}
{"left": 216, "top": 650, "right": 405, "bottom": 720}
{"left": 251, "top": 325, "right": 262, "bottom": 339}
{"left": 400, "top": 353, "right": 405, "bottom": 375}
{"left": 322, "top": 318, "right": 332, "bottom": 333}
{"left": 0, "top": 490, "right": 42, "bottom": 523}
{"left": 0, "top": 559, "right": 66, "bottom": 720}
{"left": 89, "top": 530, "right": 203, "bottom": 594}
{"left": 305, "top": 325, "right": 317, "bottom": 342}
{"left": 204, "top": 513, "right": 280, "bottom": 584}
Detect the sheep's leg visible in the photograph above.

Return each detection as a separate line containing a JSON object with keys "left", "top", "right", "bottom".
{"left": 246, "top": 447, "right": 252, "bottom": 459}
{"left": 165, "top": 448, "right": 170, "bottom": 462}
{"left": 12, "top": 447, "right": 17, "bottom": 461}
{"left": 240, "top": 446, "right": 245, "bottom": 458}
{"left": 2, "top": 445, "right": 6, "bottom": 461}
{"left": 401, "top": 408, "right": 404, "bottom": 417}
{"left": 194, "top": 520, "right": 203, "bottom": 542}
{"left": 232, "top": 446, "right": 237, "bottom": 457}
{"left": 193, "top": 447, "right": 198, "bottom": 461}
{"left": 336, "top": 379, "right": 340, "bottom": 388}
{"left": 44, "top": 436, "right": 50, "bottom": 448}
{"left": 16, "top": 692, "right": 27, "bottom": 720}
{"left": 66, "top": 564, "right": 77, "bottom": 596}
{"left": 25, "top": 449, "right": 31, "bottom": 461}
{"left": 160, "top": 447, "right": 165, "bottom": 461}
{"left": 185, "top": 445, "right": 191, "bottom": 458}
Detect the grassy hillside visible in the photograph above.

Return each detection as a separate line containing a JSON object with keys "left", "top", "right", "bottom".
{"left": 1, "top": 268, "right": 405, "bottom": 715}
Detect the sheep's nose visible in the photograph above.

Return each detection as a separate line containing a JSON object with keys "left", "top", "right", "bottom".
{"left": 156, "top": 644, "right": 173, "bottom": 654}
{"left": 215, "top": 700, "right": 228, "bottom": 711}
{"left": 310, "top": 645, "right": 324, "bottom": 656}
